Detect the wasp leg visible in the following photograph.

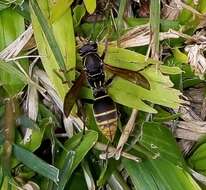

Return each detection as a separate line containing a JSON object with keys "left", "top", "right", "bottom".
{"left": 105, "top": 140, "right": 111, "bottom": 160}
{"left": 59, "top": 67, "right": 75, "bottom": 73}
{"left": 53, "top": 69, "right": 67, "bottom": 83}
{"left": 76, "top": 98, "right": 95, "bottom": 144}
{"left": 53, "top": 68, "right": 75, "bottom": 85}
{"left": 73, "top": 100, "right": 88, "bottom": 148}
{"left": 105, "top": 74, "right": 116, "bottom": 86}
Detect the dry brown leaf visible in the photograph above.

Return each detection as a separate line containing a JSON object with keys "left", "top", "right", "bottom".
{"left": 119, "top": 24, "right": 179, "bottom": 48}
{"left": 162, "top": 0, "right": 181, "bottom": 20}
{"left": 0, "top": 25, "right": 33, "bottom": 60}
{"left": 177, "top": 105, "right": 202, "bottom": 121}
{"left": 185, "top": 44, "right": 206, "bottom": 79}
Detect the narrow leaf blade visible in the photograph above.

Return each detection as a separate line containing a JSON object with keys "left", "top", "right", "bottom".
{"left": 13, "top": 144, "right": 59, "bottom": 183}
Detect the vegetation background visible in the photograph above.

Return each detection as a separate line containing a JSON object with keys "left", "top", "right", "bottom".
{"left": 0, "top": 0, "right": 206, "bottom": 189}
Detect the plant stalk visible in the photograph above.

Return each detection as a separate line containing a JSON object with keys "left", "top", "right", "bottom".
{"left": 2, "top": 98, "right": 16, "bottom": 176}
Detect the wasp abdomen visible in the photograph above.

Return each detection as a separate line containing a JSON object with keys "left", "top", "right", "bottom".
{"left": 93, "top": 91, "right": 118, "bottom": 141}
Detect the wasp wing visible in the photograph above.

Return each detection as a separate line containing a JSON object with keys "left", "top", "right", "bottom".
{"left": 104, "top": 64, "right": 150, "bottom": 89}
{"left": 63, "top": 71, "right": 86, "bottom": 117}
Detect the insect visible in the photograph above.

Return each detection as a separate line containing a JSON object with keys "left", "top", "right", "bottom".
{"left": 64, "top": 41, "right": 149, "bottom": 142}
{"left": 80, "top": 42, "right": 118, "bottom": 142}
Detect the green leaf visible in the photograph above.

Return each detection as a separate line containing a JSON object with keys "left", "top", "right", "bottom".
{"left": 172, "top": 48, "right": 188, "bottom": 64}
{"left": 18, "top": 126, "right": 44, "bottom": 152}
{"left": 108, "top": 73, "right": 184, "bottom": 113}
{"left": 160, "top": 65, "right": 182, "bottom": 75}
{"left": 50, "top": 0, "right": 74, "bottom": 23}
{"left": 126, "top": 18, "right": 148, "bottom": 27}
{"left": 13, "top": 144, "right": 59, "bottom": 183}
{"left": 97, "top": 159, "right": 120, "bottom": 187}
{"left": 54, "top": 130, "right": 98, "bottom": 190}
{"left": 73, "top": 4, "right": 86, "bottom": 28}
{"left": 0, "top": 133, "right": 4, "bottom": 145}
{"left": 0, "top": 60, "right": 27, "bottom": 96}
{"left": 15, "top": 115, "right": 45, "bottom": 152}
{"left": 108, "top": 77, "right": 157, "bottom": 113}
{"left": 0, "top": 8, "right": 27, "bottom": 96}
{"left": 141, "top": 66, "right": 185, "bottom": 108}
{"left": 117, "top": 0, "right": 127, "bottom": 34}
{"left": 122, "top": 158, "right": 201, "bottom": 190}
{"left": 178, "top": 1, "right": 193, "bottom": 25}
{"left": 199, "top": 0, "right": 206, "bottom": 13}
{"left": 102, "top": 46, "right": 161, "bottom": 71}
{"left": 30, "top": 0, "right": 66, "bottom": 71}
{"left": 0, "top": 61, "right": 27, "bottom": 83}
{"left": 65, "top": 168, "right": 88, "bottom": 190}
{"left": 16, "top": 115, "right": 38, "bottom": 129}
{"left": 52, "top": 9, "right": 76, "bottom": 81}
{"left": 0, "top": 166, "right": 3, "bottom": 188}
{"left": 83, "top": 0, "right": 96, "bottom": 14}
{"left": 39, "top": 104, "right": 60, "bottom": 128}
{"left": 188, "top": 143, "right": 206, "bottom": 176}
{"left": 139, "top": 122, "right": 184, "bottom": 165}
{"left": 153, "top": 107, "right": 181, "bottom": 122}
{"left": 30, "top": 0, "right": 76, "bottom": 100}
{"left": 126, "top": 18, "right": 180, "bottom": 31}
{"left": 124, "top": 121, "right": 199, "bottom": 189}
{"left": 0, "top": 175, "right": 14, "bottom": 190}
{"left": 56, "top": 151, "right": 75, "bottom": 190}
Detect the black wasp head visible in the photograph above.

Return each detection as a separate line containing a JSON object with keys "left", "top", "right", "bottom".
{"left": 79, "top": 42, "right": 98, "bottom": 57}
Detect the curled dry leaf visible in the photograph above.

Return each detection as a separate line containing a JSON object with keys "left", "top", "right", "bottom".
{"left": 177, "top": 105, "right": 202, "bottom": 121}
{"left": 185, "top": 121, "right": 206, "bottom": 132}
{"left": 175, "top": 128, "right": 203, "bottom": 141}
{"left": 189, "top": 168, "right": 206, "bottom": 186}
{"left": 171, "top": 120, "right": 206, "bottom": 154}
{"left": 23, "top": 59, "right": 39, "bottom": 144}
{"left": 162, "top": 0, "right": 181, "bottom": 20}
{"left": 22, "top": 181, "right": 40, "bottom": 190}
{"left": 186, "top": 29, "right": 206, "bottom": 44}
{"left": 178, "top": 140, "right": 196, "bottom": 156}
{"left": 185, "top": 44, "right": 206, "bottom": 79}
{"left": 63, "top": 117, "right": 74, "bottom": 138}
{"left": 185, "top": 29, "right": 206, "bottom": 78}
{"left": 184, "top": 85, "right": 206, "bottom": 119}
{"left": 33, "top": 67, "right": 63, "bottom": 111}
{"left": 33, "top": 68, "right": 84, "bottom": 136}
{"left": 174, "top": 86, "right": 206, "bottom": 155}
{"left": 119, "top": 24, "right": 179, "bottom": 48}
{"left": 0, "top": 25, "right": 33, "bottom": 60}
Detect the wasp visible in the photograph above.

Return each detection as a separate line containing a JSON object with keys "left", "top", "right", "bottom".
{"left": 64, "top": 41, "right": 149, "bottom": 142}
{"left": 78, "top": 42, "right": 118, "bottom": 142}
